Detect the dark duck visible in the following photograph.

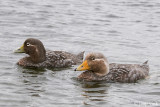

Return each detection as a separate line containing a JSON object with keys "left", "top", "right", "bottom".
{"left": 15, "top": 38, "right": 84, "bottom": 68}
{"left": 75, "top": 52, "right": 149, "bottom": 83}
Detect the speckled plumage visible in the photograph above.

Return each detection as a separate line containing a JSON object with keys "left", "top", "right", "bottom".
{"left": 76, "top": 53, "right": 149, "bottom": 83}
{"left": 16, "top": 38, "right": 84, "bottom": 68}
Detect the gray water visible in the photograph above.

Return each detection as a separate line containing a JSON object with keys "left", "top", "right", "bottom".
{"left": 0, "top": 0, "right": 160, "bottom": 107}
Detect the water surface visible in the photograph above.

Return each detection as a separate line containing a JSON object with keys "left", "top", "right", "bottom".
{"left": 0, "top": 0, "right": 160, "bottom": 107}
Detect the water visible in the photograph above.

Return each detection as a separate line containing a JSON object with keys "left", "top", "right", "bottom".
{"left": 0, "top": 0, "right": 160, "bottom": 106}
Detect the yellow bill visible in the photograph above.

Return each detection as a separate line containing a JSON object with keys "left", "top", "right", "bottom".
{"left": 75, "top": 60, "right": 90, "bottom": 71}
{"left": 14, "top": 44, "right": 25, "bottom": 53}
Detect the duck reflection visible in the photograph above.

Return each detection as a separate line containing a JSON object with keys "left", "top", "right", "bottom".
{"left": 17, "top": 66, "right": 47, "bottom": 97}
{"left": 78, "top": 81, "right": 110, "bottom": 105}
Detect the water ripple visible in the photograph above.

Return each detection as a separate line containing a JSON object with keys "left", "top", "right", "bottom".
{"left": 0, "top": 0, "right": 160, "bottom": 106}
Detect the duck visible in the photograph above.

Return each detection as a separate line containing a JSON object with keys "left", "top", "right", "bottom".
{"left": 75, "top": 52, "right": 149, "bottom": 83}
{"left": 15, "top": 38, "right": 84, "bottom": 68}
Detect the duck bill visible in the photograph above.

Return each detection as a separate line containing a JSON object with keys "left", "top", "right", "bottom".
{"left": 75, "top": 60, "right": 90, "bottom": 71}
{"left": 14, "top": 44, "right": 25, "bottom": 53}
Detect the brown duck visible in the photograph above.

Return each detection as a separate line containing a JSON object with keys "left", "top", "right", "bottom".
{"left": 15, "top": 38, "right": 84, "bottom": 68}
{"left": 75, "top": 53, "right": 149, "bottom": 83}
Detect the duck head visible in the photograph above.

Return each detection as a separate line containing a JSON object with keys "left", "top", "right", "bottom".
{"left": 75, "top": 53, "right": 109, "bottom": 76}
{"left": 15, "top": 38, "right": 46, "bottom": 63}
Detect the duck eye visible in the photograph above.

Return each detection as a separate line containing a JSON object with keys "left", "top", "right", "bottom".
{"left": 91, "top": 57, "right": 95, "bottom": 60}
{"left": 26, "top": 43, "right": 31, "bottom": 47}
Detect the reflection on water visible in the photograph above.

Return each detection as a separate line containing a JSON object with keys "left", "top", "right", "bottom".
{"left": 0, "top": 0, "right": 160, "bottom": 106}
{"left": 16, "top": 67, "right": 47, "bottom": 97}
{"left": 78, "top": 81, "right": 110, "bottom": 106}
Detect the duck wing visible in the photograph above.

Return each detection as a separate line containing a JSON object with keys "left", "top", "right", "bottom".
{"left": 107, "top": 62, "right": 149, "bottom": 83}
{"left": 46, "top": 51, "right": 74, "bottom": 68}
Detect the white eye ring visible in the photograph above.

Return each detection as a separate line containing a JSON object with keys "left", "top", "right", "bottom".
{"left": 91, "top": 57, "right": 95, "bottom": 60}
{"left": 26, "top": 43, "right": 31, "bottom": 46}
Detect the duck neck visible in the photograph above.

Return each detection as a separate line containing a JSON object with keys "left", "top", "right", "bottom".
{"left": 30, "top": 48, "right": 46, "bottom": 63}
{"left": 94, "top": 61, "right": 110, "bottom": 76}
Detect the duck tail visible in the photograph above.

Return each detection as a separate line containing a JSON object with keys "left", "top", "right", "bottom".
{"left": 143, "top": 60, "right": 148, "bottom": 65}
{"left": 77, "top": 51, "right": 85, "bottom": 60}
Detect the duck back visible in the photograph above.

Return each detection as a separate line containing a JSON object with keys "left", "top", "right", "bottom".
{"left": 107, "top": 62, "right": 149, "bottom": 83}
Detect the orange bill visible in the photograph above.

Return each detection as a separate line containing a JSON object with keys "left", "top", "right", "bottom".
{"left": 75, "top": 60, "right": 90, "bottom": 71}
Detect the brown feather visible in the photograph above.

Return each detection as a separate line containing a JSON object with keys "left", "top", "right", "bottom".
{"left": 77, "top": 53, "right": 149, "bottom": 83}
{"left": 17, "top": 38, "right": 83, "bottom": 68}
